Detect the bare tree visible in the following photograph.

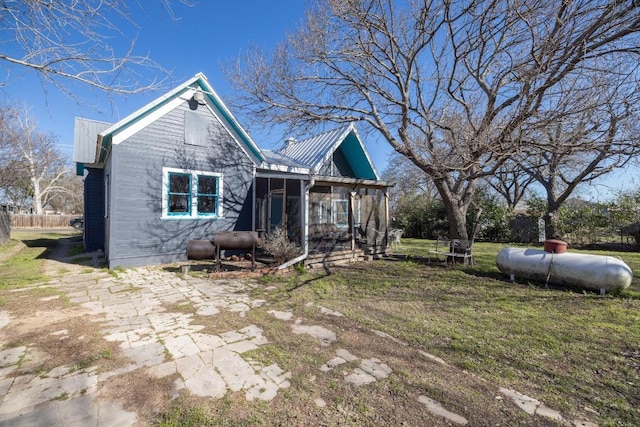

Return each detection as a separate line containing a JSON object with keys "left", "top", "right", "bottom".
{"left": 518, "top": 76, "right": 640, "bottom": 238}
{"left": 383, "top": 152, "right": 436, "bottom": 197}
{"left": 0, "top": 159, "right": 31, "bottom": 209}
{"left": 382, "top": 151, "right": 438, "bottom": 218}
{"left": 0, "top": 1, "right": 191, "bottom": 99}
{"left": 0, "top": 107, "right": 69, "bottom": 214}
{"left": 47, "top": 173, "right": 84, "bottom": 214}
{"left": 228, "top": 0, "right": 640, "bottom": 240}
{"left": 484, "top": 161, "right": 536, "bottom": 211}
{"left": 0, "top": 107, "right": 30, "bottom": 208}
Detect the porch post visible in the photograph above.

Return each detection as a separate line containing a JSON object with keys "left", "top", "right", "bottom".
{"left": 349, "top": 191, "right": 356, "bottom": 251}
{"left": 251, "top": 166, "right": 256, "bottom": 232}
{"left": 300, "top": 179, "right": 306, "bottom": 248}
{"left": 283, "top": 179, "right": 288, "bottom": 237}
{"left": 384, "top": 189, "right": 389, "bottom": 248}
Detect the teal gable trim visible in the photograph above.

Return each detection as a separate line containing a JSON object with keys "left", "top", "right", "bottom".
{"left": 340, "top": 132, "right": 377, "bottom": 180}
{"left": 96, "top": 74, "right": 265, "bottom": 166}
{"left": 194, "top": 81, "right": 265, "bottom": 163}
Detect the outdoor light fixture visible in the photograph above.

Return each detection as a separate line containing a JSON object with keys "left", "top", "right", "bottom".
{"left": 192, "top": 89, "right": 205, "bottom": 105}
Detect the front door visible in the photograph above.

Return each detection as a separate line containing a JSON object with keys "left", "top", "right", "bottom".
{"left": 268, "top": 190, "right": 285, "bottom": 232}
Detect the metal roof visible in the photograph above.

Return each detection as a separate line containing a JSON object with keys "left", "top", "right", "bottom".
{"left": 272, "top": 123, "right": 379, "bottom": 180}
{"left": 277, "top": 125, "right": 351, "bottom": 171}
{"left": 262, "top": 150, "right": 311, "bottom": 173}
{"left": 73, "top": 74, "right": 381, "bottom": 182}
{"left": 73, "top": 118, "right": 112, "bottom": 164}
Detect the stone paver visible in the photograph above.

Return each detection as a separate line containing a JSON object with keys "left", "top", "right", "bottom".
{"left": 268, "top": 309, "right": 293, "bottom": 321}
{"left": 314, "top": 397, "right": 327, "bottom": 408}
{"left": 0, "top": 259, "right": 599, "bottom": 426}
{"left": 499, "top": 387, "right": 582, "bottom": 424}
{"left": 0, "top": 395, "right": 137, "bottom": 427}
{"left": 418, "top": 395, "right": 469, "bottom": 425}
{"left": 0, "top": 267, "right": 291, "bottom": 425}
{"left": 291, "top": 320, "right": 337, "bottom": 346}
{"left": 418, "top": 349, "right": 449, "bottom": 366}
{"left": 319, "top": 349, "right": 393, "bottom": 386}
{"left": 335, "top": 349, "right": 358, "bottom": 362}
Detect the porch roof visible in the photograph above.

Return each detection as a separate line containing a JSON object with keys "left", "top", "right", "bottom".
{"left": 261, "top": 149, "right": 311, "bottom": 174}
{"left": 312, "top": 175, "right": 392, "bottom": 189}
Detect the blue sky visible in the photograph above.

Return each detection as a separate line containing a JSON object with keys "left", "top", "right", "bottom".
{"left": 1, "top": 1, "right": 633, "bottom": 200}
{"left": 1, "top": 1, "right": 395, "bottom": 173}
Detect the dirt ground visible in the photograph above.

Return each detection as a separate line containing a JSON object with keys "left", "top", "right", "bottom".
{"left": 0, "top": 235, "right": 586, "bottom": 426}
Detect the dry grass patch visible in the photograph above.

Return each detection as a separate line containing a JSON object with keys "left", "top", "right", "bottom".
{"left": 101, "top": 370, "right": 180, "bottom": 424}
{"left": 1, "top": 313, "right": 125, "bottom": 377}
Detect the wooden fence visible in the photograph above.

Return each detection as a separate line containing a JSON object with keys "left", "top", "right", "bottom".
{"left": 10, "top": 214, "right": 79, "bottom": 229}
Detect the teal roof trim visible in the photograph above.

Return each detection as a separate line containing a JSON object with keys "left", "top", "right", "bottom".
{"left": 193, "top": 80, "right": 265, "bottom": 163}
{"left": 96, "top": 73, "right": 265, "bottom": 165}
{"left": 339, "top": 132, "right": 378, "bottom": 180}
{"left": 98, "top": 134, "right": 111, "bottom": 164}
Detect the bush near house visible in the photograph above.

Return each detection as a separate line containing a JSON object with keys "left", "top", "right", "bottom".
{"left": 261, "top": 228, "right": 301, "bottom": 264}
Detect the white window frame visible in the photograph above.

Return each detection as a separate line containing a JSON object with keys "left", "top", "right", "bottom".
{"left": 332, "top": 199, "right": 349, "bottom": 228}
{"left": 317, "top": 200, "right": 328, "bottom": 223}
{"left": 161, "top": 167, "right": 224, "bottom": 219}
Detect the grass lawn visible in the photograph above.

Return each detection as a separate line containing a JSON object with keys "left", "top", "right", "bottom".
{"left": 1, "top": 232, "right": 638, "bottom": 425}
{"left": 255, "top": 238, "right": 640, "bottom": 426}
{"left": 0, "top": 230, "right": 60, "bottom": 288}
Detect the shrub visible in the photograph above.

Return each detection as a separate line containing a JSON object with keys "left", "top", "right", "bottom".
{"left": 262, "top": 228, "right": 301, "bottom": 264}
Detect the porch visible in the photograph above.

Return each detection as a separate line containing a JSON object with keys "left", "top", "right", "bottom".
{"left": 254, "top": 175, "right": 391, "bottom": 260}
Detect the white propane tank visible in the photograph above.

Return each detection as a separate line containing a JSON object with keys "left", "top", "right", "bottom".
{"left": 496, "top": 247, "right": 633, "bottom": 292}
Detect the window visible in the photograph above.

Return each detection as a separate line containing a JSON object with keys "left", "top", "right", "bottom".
{"left": 162, "top": 167, "right": 223, "bottom": 219}
{"left": 332, "top": 199, "right": 349, "bottom": 228}
{"left": 168, "top": 172, "right": 191, "bottom": 214}
{"left": 196, "top": 175, "right": 218, "bottom": 215}
{"left": 317, "top": 200, "right": 328, "bottom": 223}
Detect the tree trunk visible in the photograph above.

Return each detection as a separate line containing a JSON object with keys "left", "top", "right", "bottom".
{"left": 31, "top": 177, "right": 43, "bottom": 215}
{"left": 544, "top": 210, "right": 560, "bottom": 240}
{"left": 470, "top": 207, "right": 483, "bottom": 242}
{"left": 438, "top": 189, "right": 472, "bottom": 264}
{"left": 446, "top": 204, "right": 469, "bottom": 240}
{"left": 433, "top": 178, "right": 471, "bottom": 241}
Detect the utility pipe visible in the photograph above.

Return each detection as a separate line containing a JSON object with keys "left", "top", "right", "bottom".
{"left": 278, "top": 174, "right": 315, "bottom": 270}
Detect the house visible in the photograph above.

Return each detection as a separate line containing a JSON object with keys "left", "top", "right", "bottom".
{"left": 73, "top": 73, "right": 391, "bottom": 269}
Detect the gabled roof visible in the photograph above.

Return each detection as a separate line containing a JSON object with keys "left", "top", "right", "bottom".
{"left": 73, "top": 74, "right": 383, "bottom": 182}
{"left": 73, "top": 118, "right": 112, "bottom": 164}
{"left": 275, "top": 123, "right": 379, "bottom": 180}
{"left": 77, "top": 73, "right": 265, "bottom": 166}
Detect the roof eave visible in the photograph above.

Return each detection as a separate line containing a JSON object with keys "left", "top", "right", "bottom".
{"left": 260, "top": 164, "right": 311, "bottom": 175}
{"left": 96, "top": 73, "right": 265, "bottom": 165}
{"left": 312, "top": 175, "right": 393, "bottom": 189}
